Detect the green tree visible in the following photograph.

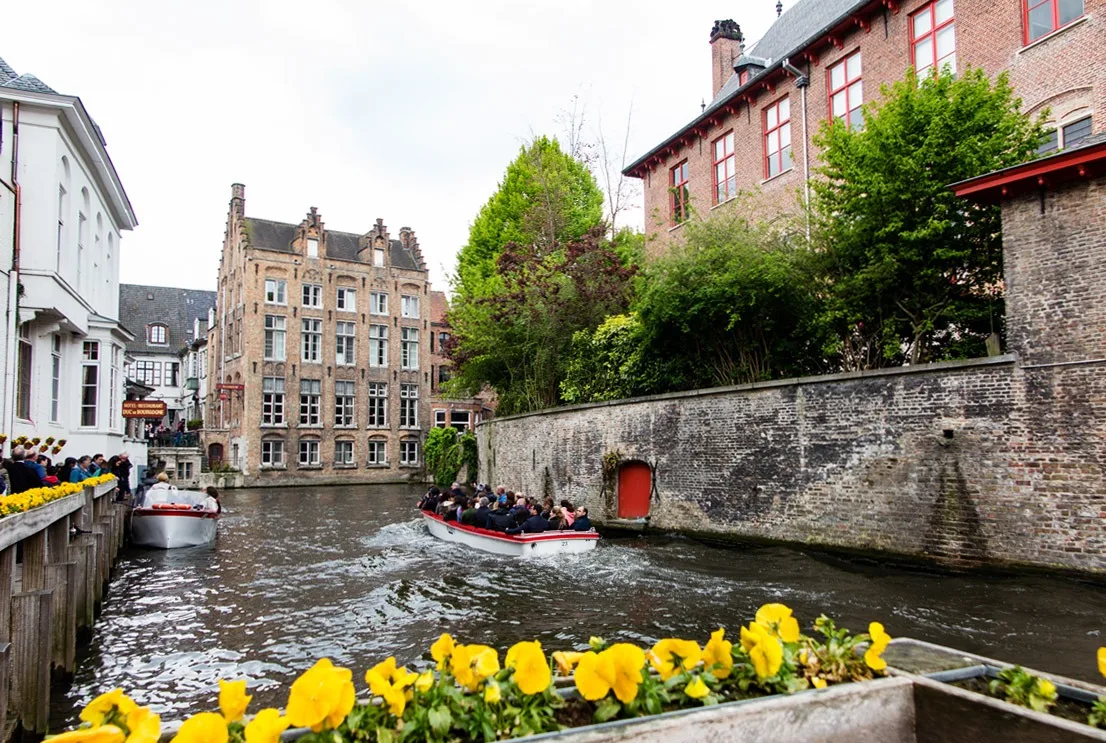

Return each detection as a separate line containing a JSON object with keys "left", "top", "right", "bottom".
{"left": 561, "top": 313, "right": 669, "bottom": 404}
{"left": 424, "top": 427, "right": 463, "bottom": 487}
{"left": 812, "top": 67, "right": 1044, "bottom": 368}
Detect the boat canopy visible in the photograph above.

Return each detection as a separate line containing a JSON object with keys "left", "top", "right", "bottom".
{"left": 138, "top": 487, "right": 208, "bottom": 508}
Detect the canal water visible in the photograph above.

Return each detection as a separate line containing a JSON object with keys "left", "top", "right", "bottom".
{"left": 50, "top": 484, "right": 1106, "bottom": 728}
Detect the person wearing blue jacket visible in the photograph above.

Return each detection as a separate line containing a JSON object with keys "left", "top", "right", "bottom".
{"left": 69, "top": 456, "right": 94, "bottom": 483}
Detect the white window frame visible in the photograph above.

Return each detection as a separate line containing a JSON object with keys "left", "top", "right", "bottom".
{"left": 336, "top": 287, "right": 356, "bottom": 312}
{"left": 298, "top": 439, "right": 321, "bottom": 466}
{"left": 264, "top": 279, "right": 287, "bottom": 305}
{"left": 147, "top": 324, "right": 168, "bottom": 345}
{"left": 335, "top": 380, "right": 356, "bottom": 427}
{"left": 264, "top": 315, "right": 287, "bottom": 361}
{"left": 373, "top": 246, "right": 385, "bottom": 267}
{"left": 334, "top": 440, "right": 354, "bottom": 466}
{"left": 262, "top": 376, "right": 286, "bottom": 425}
{"left": 367, "top": 439, "right": 387, "bottom": 465}
{"left": 261, "top": 439, "right": 285, "bottom": 467}
{"left": 306, "top": 238, "right": 319, "bottom": 258}
{"left": 302, "top": 318, "right": 322, "bottom": 363}
{"left": 400, "top": 439, "right": 419, "bottom": 465}
{"left": 80, "top": 340, "right": 100, "bottom": 428}
{"left": 302, "top": 283, "right": 323, "bottom": 308}
{"left": 401, "top": 327, "right": 419, "bottom": 370}
{"left": 336, "top": 321, "right": 356, "bottom": 365}
{"left": 370, "top": 292, "right": 388, "bottom": 315}
{"left": 434, "top": 409, "right": 447, "bottom": 428}
{"left": 367, "top": 382, "right": 387, "bottom": 427}
{"left": 299, "top": 378, "right": 322, "bottom": 426}
{"left": 401, "top": 295, "right": 420, "bottom": 319}
{"left": 50, "top": 334, "right": 62, "bottom": 423}
{"left": 400, "top": 383, "right": 419, "bottom": 429}
{"left": 369, "top": 324, "right": 388, "bottom": 367}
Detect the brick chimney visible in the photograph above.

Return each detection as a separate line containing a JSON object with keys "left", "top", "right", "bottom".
{"left": 710, "top": 20, "right": 744, "bottom": 99}
{"left": 230, "top": 183, "right": 245, "bottom": 218}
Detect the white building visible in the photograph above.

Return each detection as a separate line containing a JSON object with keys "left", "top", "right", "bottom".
{"left": 180, "top": 310, "right": 214, "bottom": 426}
{"left": 0, "top": 57, "right": 144, "bottom": 476}
{"left": 118, "top": 284, "right": 216, "bottom": 434}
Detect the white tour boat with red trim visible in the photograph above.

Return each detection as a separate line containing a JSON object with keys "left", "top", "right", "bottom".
{"left": 421, "top": 510, "right": 599, "bottom": 556}
{"left": 131, "top": 488, "right": 219, "bottom": 549}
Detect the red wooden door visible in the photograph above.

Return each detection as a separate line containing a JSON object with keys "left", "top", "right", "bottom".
{"left": 617, "top": 461, "right": 652, "bottom": 518}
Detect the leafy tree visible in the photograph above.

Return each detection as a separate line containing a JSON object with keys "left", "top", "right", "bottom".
{"left": 812, "top": 67, "right": 1044, "bottom": 368}
{"left": 561, "top": 314, "right": 669, "bottom": 404}
{"left": 424, "top": 427, "right": 463, "bottom": 487}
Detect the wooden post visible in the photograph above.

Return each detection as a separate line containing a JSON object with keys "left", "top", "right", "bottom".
{"left": 78, "top": 485, "right": 95, "bottom": 532}
{"left": 46, "top": 561, "right": 77, "bottom": 673}
{"left": 21, "top": 531, "right": 47, "bottom": 592}
{"left": 0, "top": 642, "right": 9, "bottom": 743}
{"left": 69, "top": 539, "right": 96, "bottom": 630}
{"left": 90, "top": 530, "right": 105, "bottom": 609}
{"left": 10, "top": 591, "right": 52, "bottom": 734}
{"left": 99, "top": 517, "right": 114, "bottom": 582}
{"left": 0, "top": 545, "right": 13, "bottom": 644}
{"left": 47, "top": 516, "right": 70, "bottom": 563}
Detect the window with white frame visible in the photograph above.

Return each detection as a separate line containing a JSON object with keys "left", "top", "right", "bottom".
{"left": 135, "top": 360, "right": 161, "bottom": 386}
{"left": 50, "top": 334, "right": 62, "bottom": 422}
{"left": 335, "top": 380, "right": 356, "bottom": 427}
{"left": 1038, "top": 115, "right": 1093, "bottom": 154}
{"left": 828, "top": 52, "right": 863, "bottom": 129}
{"left": 336, "top": 287, "right": 356, "bottom": 312}
{"left": 401, "top": 327, "right": 419, "bottom": 369}
{"left": 911, "top": 0, "right": 956, "bottom": 77}
{"left": 401, "top": 295, "right": 420, "bottom": 319}
{"left": 370, "top": 292, "right": 388, "bottom": 315}
{"left": 110, "top": 346, "right": 120, "bottom": 431}
{"left": 400, "top": 384, "right": 419, "bottom": 428}
{"left": 434, "top": 409, "right": 447, "bottom": 428}
{"left": 302, "top": 318, "right": 322, "bottom": 362}
{"left": 306, "top": 238, "right": 319, "bottom": 257}
{"left": 264, "top": 279, "right": 287, "bottom": 305}
{"left": 367, "top": 439, "right": 387, "bottom": 465}
{"left": 147, "top": 324, "right": 168, "bottom": 345}
{"left": 264, "top": 315, "right": 286, "bottom": 361}
{"left": 261, "top": 439, "right": 285, "bottom": 467}
{"left": 367, "top": 382, "right": 387, "bottom": 427}
{"left": 450, "top": 410, "right": 471, "bottom": 432}
{"left": 373, "top": 246, "right": 385, "bottom": 267}
{"left": 81, "top": 340, "right": 100, "bottom": 427}
{"left": 16, "top": 325, "right": 32, "bottom": 420}
{"left": 299, "top": 379, "right": 321, "bottom": 425}
{"left": 336, "top": 322, "right": 356, "bottom": 365}
{"left": 262, "top": 377, "right": 285, "bottom": 425}
{"left": 335, "top": 440, "right": 354, "bottom": 466}
{"left": 179, "top": 461, "right": 193, "bottom": 479}
{"left": 298, "top": 439, "right": 321, "bottom": 466}
{"left": 400, "top": 439, "right": 419, "bottom": 465}
{"left": 166, "top": 362, "right": 181, "bottom": 387}
{"left": 302, "top": 283, "right": 322, "bottom": 308}
{"left": 369, "top": 325, "right": 388, "bottom": 366}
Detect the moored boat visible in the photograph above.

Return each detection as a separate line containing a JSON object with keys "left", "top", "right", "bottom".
{"left": 421, "top": 510, "right": 599, "bottom": 556}
{"left": 131, "top": 489, "right": 218, "bottom": 549}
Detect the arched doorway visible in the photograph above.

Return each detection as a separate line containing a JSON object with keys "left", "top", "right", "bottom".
{"left": 617, "top": 461, "right": 652, "bottom": 519}
{"left": 208, "top": 443, "right": 224, "bottom": 466}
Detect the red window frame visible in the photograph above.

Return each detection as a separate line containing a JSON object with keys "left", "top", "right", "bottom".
{"left": 911, "top": 0, "right": 956, "bottom": 75}
{"left": 763, "top": 96, "right": 792, "bottom": 179}
{"left": 670, "top": 160, "right": 690, "bottom": 225}
{"left": 1023, "top": 0, "right": 1084, "bottom": 44}
{"left": 712, "top": 131, "right": 736, "bottom": 205}
{"left": 827, "top": 50, "right": 863, "bottom": 128}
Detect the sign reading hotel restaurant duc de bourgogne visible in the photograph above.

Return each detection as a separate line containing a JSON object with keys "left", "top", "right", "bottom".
{"left": 121, "top": 400, "right": 168, "bottom": 419}
{"left": 215, "top": 383, "right": 245, "bottom": 391}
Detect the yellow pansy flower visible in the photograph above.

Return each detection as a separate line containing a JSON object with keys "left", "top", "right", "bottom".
{"left": 80, "top": 689, "right": 138, "bottom": 726}
{"left": 864, "top": 622, "right": 891, "bottom": 672}
{"left": 415, "top": 671, "right": 435, "bottom": 693}
{"left": 740, "top": 621, "right": 772, "bottom": 652}
{"left": 684, "top": 676, "right": 709, "bottom": 699}
{"left": 506, "top": 640, "right": 552, "bottom": 695}
{"left": 1098, "top": 647, "right": 1106, "bottom": 678}
{"left": 701, "top": 628, "right": 734, "bottom": 680}
{"left": 649, "top": 639, "right": 702, "bottom": 680}
{"left": 1036, "top": 678, "right": 1057, "bottom": 698}
{"left": 605, "top": 644, "right": 646, "bottom": 704}
{"left": 742, "top": 622, "right": 784, "bottom": 679}
{"left": 244, "top": 709, "right": 289, "bottom": 743}
{"left": 171, "top": 713, "right": 228, "bottom": 743}
{"left": 218, "top": 679, "right": 252, "bottom": 723}
{"left": 812, "top": 677, "right": 827, "bottom": 689}
{"left": 431, "top": 633, "right": 455, "bottom": 671}
{"left": 124, "top": 707, "right": 161, "bottom": 743}
{"left": 450, "top": 644, "right": 499, "bottom": 691}
{"left": 46, "top": 726, "right": 126, "bottom": 743}
{"left": 553, "top": 651, "right": 586, "bottom": 676}
{"left": 755, "top": 603, "right": 801, "bottom": 643}
{"left": 484, "top": 680, "right": 502, "bottom": 704}
{"left": 285, "top": 658, "right": 355, "bottom": 732}
{"left": 573, "top": 651, "right": 614, "bottom": 701}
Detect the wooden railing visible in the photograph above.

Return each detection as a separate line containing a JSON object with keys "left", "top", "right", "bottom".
{"left": 0, "top": 479, "right": 126, "bottom": 737}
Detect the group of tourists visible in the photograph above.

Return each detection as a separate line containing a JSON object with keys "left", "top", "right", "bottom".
{"left": 417, "top": 483, "right": 593, "bottom": 534}
{"left": 1, "top": 446, "right": 133, "bottom": 496}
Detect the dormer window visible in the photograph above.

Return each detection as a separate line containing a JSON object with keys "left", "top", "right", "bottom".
{"left": 307, "top": 238, "right": 319, "bottom": 258}
{"left": 373, "top": 246, "right": 385, "bottom": 267}
{"left": 147, "top": 324, "right": 168, "bottom": 345}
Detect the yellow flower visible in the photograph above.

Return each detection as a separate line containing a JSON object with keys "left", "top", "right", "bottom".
{"left": 701, "top": 628, "right": 734, "bottom": 680}
{"left": 124, "top": 707, "right": 161, "bottom": 743}
{"left": 553, "top": 651, "right": 586, "bottom": 676}
{"left": 812, "top": 677, "right": 827, "bottom": 689}
{"left": 1098, "top": 647, "right": 1106, "bottom": 678}
{"left": 649, "top": 639, "right": 702, "bottom": 680}
{"left": 684, "top": 676, "right": 709, "bottom": 699}
{"left": 450, "top": 644, "right": 500, "bottom": 691}
{"left": 365, "top": 658, "right": 416, "bottom": 718}
{"left": 431, "top": 633, "right": 455, "bottom": 671}
{"left": 864, "top": 622, "right": 891, "bottom": 672}
{"left": 742, "top": 622, "right": 783, "bottom": 679}
{"left": 484, "top": 680, "right": 502, "bottom": 704}
{"left": 755, "top": 603, "right": 800, "bottom": 643}
{"left": 606, "top": 644, "right": 647, "bottom": 704}
{"left": 171, "top": 713, "right": 228, "bottom": 743}
{"left": 573, "top": 651, "right": 613, "bottom": 701}
{"left": 46, "top": 727, "right": 126, "bottom": 743}
{"left": 80, "top": 689, "right": 138, "bottom": 726}
{"left": 1037, "top": 678, "right": 1057, "bottom": 698}
{"left": 367, "top": 657, "right": 418, "bottom": 689}
{"left": 218, "top": 679, "right": 252, "bottom": 723}
{"left": 285, "top": 658, "right": 355, "bottom": 732}
{"left": 505, "top": 640, "right": 552, "bottom": 695}
{"left": 415, "top": 671, "right": 435, "bottom": 693}
{"left": 244, "top": 709, "right": 289, "bottom": 743}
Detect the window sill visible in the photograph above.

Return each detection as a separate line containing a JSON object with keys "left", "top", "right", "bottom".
{"left": 334, "top": 463, "right": 357, "bottom": 469}
{"left": 666, "top": 221, "right": 687, "bottom": 234}
{"left": 1019, "top": 15, "right": 1088, "bottom": 53}
{"left": 710, "top": 196, "right": 739, "bottom": 211}
{"left": 761, "top": 168, "right": 794, "bottom": 185}
{"left": 399, "top": 464, "right": 421, "bottom": 469}
{"left": 259, "top": 424, "right": 288, "bottom": 429}
{"left": 399, "top": 427, "right": 422, "bottom": 433}
{"left": 334, "top": 424, "right": 358, "bottom": 430}
{"left": 260, "top": 465, "right": 287, "bottom": 471}
{"left": 297, "top": 424, "right": 323, "bottom": 429}
{"left": 336, "top": 363, "right": 356, "bottom": 368}
{"left": 297, "top": 464, "right": 323, "bottom": 470}
{"left": 366, "top": 463, "right": 390, "bottom": 468}
{"left": 301, "top": 359, "right": 322, "bottom": 365}
{"left": 366, "top": 425, "right": 389, "bottom": 431}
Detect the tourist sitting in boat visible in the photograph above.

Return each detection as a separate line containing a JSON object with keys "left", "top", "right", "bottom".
{"left": 449, "top": 481, "right": 465, "bottom": 501}
{"left": 506, "top": 503, "right": 549, "bottom": 535}
{"left": 436, "top": 492, "right": 455, "bottom": 518}
{"left": 205, "top": 487, "right": 221, "bottom": 513}
{"left": 560, "top": 500, "right": 576, "bottom": 526}
{"left": 572, "top": 507, "right": 593, "bottom": 531}
{"left": 487, "top": 501, "right": 514, "bottom": 532}
{"left": 473, "top": 497, "right": 492, "bottom": 528}
{"left": 417, "top": 487, "right": 441, "bottom": 511}
{"left": 547, "top": 506, "right": 569, "bottom": 531}
{"left": 149, "top": 472, "right": 176, "bottom": 490}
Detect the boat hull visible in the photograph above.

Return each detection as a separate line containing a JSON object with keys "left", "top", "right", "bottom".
{"left": 421, "top": 511, "right": 598, "bottom": 556}
{"left": 131, "top": 509, "right": 218, "bottom": 549}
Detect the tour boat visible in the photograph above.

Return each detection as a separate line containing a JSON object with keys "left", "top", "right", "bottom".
{"left": 421, "top": 510, "right": 599, "bottom": 556}
{"left": 131, "top": 489, "right": 218, "bottom": 549}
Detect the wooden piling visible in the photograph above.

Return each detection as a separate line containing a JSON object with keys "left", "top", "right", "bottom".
{"left": 47, "top": 516, "right": 70, "bottom": 563}
{"left": 91, "top": 529, "right": 106, "bottom": 608}
{"left": 20, "top": 530, "right": 46, "bottom": 592}
{"left": 68, "top": 539, "right": 92, "bottom": 634}
{"left": 0, "top": 642, "right": 9, "bottom": 743}
{"left": 10, "top": 591, "right": 52, "bottom": 734}
{"left": 46, "top": 561, "right": 77, "bottom": 673}
{"left": 0, "top": 545, "right": 12, "bottom": 645}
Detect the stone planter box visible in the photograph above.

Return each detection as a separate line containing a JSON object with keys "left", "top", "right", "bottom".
{"left": 0, "top": 492, "right": 84, "bottom": 552}
{"left": 94, "top": 479, "right": 117, "bottom": 497}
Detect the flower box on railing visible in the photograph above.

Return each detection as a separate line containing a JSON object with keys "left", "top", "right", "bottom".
{"left": 0, "top": 491, "right": 85, "bottom": 553}
{"left": 94, "top": 479, "right": 118, "bottom": 498}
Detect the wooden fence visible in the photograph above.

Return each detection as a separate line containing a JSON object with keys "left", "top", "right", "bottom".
{"left": 0, "top": 479, "right": 126, "bottom": 739}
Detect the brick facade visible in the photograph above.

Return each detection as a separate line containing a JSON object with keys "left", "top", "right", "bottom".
{"left": 205, "top": 184, "right": 433, "bottom": 485}
{"left": 629, "top": 0, "right": 1105, "bottom": 256}
{"left": 428, "top": 290, "right": 495, "bottom": 435}
{"left": 478, "top": 167, "right": 1106, "bottom": 575}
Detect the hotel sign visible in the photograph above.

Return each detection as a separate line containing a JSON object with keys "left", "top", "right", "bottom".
{"left": 216, "top": 383, "right": 245, "bottom": 391}
{"left": 122, "top": 400, "right": 168, "bottom": 419}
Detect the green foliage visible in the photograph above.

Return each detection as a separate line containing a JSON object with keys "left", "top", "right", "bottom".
{"left": 186, "top": 418, "right": 203, "bottom": 431}
{"left": 812, "top": 66, "right": 1044, "bottom": 368}
{"left": 1089, "top": 697, "right": 1106, "bottom": 728}
{"left": 989, "top": 666, "right": 1058, "bottom": 713}
{"left": 459, "top": 431, "right": 479, "bottom": 484}
{"left": 424, "top": 427, "right": 463, "bottom": 487}
{"left": 561, "top": 314, "right": 670, "bottom": 403}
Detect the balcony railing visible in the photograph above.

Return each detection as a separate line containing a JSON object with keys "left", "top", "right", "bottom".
{"left": 147, "top": 431, "right": 200, "bottom": 448}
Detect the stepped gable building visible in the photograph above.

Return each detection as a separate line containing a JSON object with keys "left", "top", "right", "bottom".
{"left": 118, "top": 284, "right": 216, "bottom": 430}
{"left": 625, "top": 0, "right": 1104, "bottom": 255}
{"left": 206, "top": 184, "right": 432, "bottom": 484}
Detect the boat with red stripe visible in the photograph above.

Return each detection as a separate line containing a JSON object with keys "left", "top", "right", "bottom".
{"left": 421, "top": 510, "right": 599, "bottom": 556}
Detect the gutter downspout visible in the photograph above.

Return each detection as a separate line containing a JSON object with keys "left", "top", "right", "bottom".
{"left": 781, "top": 59, "right": 811, "bottom": 242}
{"left": 2, "top": 101, "right": 21, "bottom": 439}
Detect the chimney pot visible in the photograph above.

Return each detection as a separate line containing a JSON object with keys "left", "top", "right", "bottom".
{"left": 710, "top": 20, "right": 744, "bottom": 99}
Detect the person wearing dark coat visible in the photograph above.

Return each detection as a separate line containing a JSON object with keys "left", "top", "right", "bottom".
{"left": 572, "top": 507, "right": 593, "bottom": 532}
{"left": 3, "top": 446, "right": 43, "bottom": 494}
{"left": 507, "top": 505, "right": 549, "bottom": 535}
{"left": 488, "top": 508, "right": 513, "bottom": 532}
{"left": 113, "top": 452, "right": 133, "bottom": 496}
{"left": 472, "top": 498, "right": 492, "bottom": 529}
{"left": 418, "top": 487, "right": 441, "bottom": 511}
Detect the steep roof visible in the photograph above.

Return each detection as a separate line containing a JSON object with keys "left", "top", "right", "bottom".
{"left": 118, "top": 284, "right": 217, "bottom": 355}
{"left": 0, "top": 55, "right": 58, "bottom": 94}
{"left": 243, "top": 216, "right": 422, "bottom": 271}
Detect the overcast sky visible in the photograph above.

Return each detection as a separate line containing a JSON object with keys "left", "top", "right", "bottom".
{"left": 7, "top": 1, "right": 783, "bottom": 293}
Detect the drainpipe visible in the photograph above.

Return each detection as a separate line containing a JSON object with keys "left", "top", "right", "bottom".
{"left": 782, "top": 59, "right": 811, "bottom": 241}
{"left": 1, "top": 101, "right": 21, "bottom": 438}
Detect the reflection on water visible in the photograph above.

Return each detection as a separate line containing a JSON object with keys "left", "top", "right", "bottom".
{"left": 50, "top": 484, "right": 1106, "bottom": 727}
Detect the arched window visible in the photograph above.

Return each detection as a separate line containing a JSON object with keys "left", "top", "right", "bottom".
{"left": 57, "top": 157, "right": 70, "bottom": 270}
{"left": 147, "top": 323, "right": 168, "bottom": 345}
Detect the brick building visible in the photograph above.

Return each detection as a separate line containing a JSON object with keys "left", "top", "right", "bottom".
{"left": 626, "top": 0, "right": 1104, "bottom": 254}
{"left": 428, "top": 290, "right": 495, "bottom": 433}
{"left": 205, "top": 184, "right": 433, "bottom": 484}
